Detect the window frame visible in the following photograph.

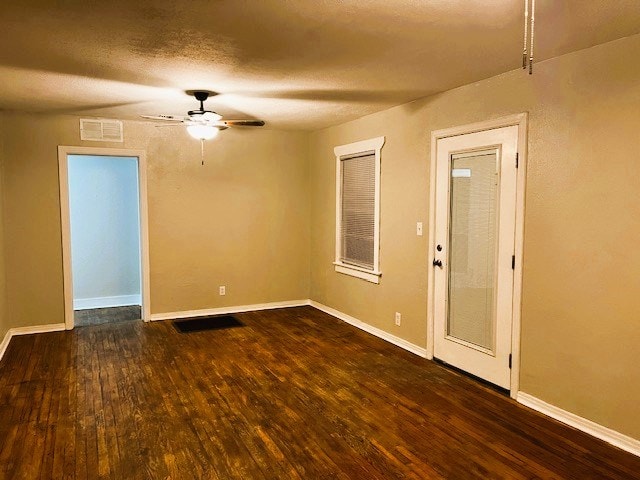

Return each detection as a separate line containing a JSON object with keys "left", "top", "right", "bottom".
{"left": 333, "top": 136, "right": 385, "bottom": 284}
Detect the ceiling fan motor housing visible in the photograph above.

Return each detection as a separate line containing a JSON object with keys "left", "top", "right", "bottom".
{"left": 193, "top": 91, "right": 210, "bottom": 102}
{"left": 189, "top": 90, "right": 214, "bottom": 116}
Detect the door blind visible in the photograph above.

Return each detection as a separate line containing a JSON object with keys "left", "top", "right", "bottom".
{"left": 340, "top": 152, "right": 375, "bottom": 269}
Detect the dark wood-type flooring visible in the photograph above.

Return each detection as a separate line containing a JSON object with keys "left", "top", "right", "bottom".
{"left": 74, "top": 306, "right": 142, "bottom": 327}
{"left": 0, "top": 306, "right": 638, "bottom": 479}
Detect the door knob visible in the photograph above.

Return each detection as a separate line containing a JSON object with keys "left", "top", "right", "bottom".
{"left": 433, "top": 258, "right": 443, "bottom": 268}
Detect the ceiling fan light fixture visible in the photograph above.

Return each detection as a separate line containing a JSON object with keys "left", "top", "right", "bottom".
{"left": 202, "top": 111, "right": 222, "bottom": 121}
{"left": 187, "top": 124, "right": 219, "bottom": 140}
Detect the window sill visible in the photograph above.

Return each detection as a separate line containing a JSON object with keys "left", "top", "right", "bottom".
{"left": 333, "top": 262, "right": 381, "bottom": 284}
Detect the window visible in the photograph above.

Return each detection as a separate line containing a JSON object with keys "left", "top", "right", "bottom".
{"left": 334, "top": 136, "right": 384, "bottom": 283}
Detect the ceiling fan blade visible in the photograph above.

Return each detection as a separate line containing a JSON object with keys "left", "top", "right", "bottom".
{"left": 221, "top": 120, "right": 266, "bottom": 127}
{"left": 140, "top": 114, "right": 189, "bottom": 122}
{"left": 153, "top": 122, "right": 228, "bottom": 131}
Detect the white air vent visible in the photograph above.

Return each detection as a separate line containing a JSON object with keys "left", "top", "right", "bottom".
{"left": 80, "top": 119, "right": 123, "bottom": 142}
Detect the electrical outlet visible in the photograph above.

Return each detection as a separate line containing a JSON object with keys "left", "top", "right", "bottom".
{"left": 219, "top": 285, "right": 226, "bottom": 296}
{"left": 416, "top": 222, "right": 423, "bottom": 236}
{"left": 395, "top": 312, "right": 401, "bottom": 326}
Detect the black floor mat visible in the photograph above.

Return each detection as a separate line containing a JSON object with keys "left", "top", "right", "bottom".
{"left": 173, "top": 315, "right": 244, "bottom": 333}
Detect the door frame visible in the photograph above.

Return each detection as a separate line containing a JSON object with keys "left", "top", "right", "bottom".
{"left": 58, "top": 146, "right": 151, "bottom": 329}
{"left": 427, "top": 113, "right": 528, "bottom": 398}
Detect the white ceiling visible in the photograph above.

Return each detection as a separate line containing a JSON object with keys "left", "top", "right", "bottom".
{"left": 1, "top": 0, "right": 639, "bottom": 130}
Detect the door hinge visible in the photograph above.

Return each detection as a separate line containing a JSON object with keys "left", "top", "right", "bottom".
{"left": 516, "top": 152, "right": 519, "bottom": 168}
{"left": 509, "top": 354, "right": 512, "bottom": 369}
{"left": 511, "top": 255, "right": 515, "bottom": 269}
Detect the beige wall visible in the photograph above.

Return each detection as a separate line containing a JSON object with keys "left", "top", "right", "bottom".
{"left": 0, "top": 113, "right": 310, "bottom": 327}
{"left": 309, "top": 34, "right": 640, "bottom": 439}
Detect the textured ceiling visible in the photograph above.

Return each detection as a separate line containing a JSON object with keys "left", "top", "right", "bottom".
{"left": 1, "top": 0, "right": 639, "bottom": 130}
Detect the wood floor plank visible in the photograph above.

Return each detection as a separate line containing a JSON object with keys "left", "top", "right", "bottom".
{"left": 1, "top": 306, "right": 639, "bottom": 479}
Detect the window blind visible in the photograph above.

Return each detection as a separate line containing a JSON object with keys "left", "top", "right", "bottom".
{"left": 340, "top": 152, "right": 375, "bottom": 269}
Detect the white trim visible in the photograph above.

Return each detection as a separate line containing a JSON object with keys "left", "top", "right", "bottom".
{"left": 58, "top": 151, "right": 74, "bottom": 329}
{"left": 510, "top": 114, "right": 528, "bottom": 398}
{"left": 149, "top": 300, "right": 309, "bottom": 322}
{"left": 73, "top": 294, "right": 142, "bottom": 310}
{"left": 0, "top": 330, "right": 11, "bottom": 362}
{"left": 8, "top": 323, "right": 66, "bottom": 335}
{"left": 333, "top": 137, "right": 385, "bottom": 158}
{"left": 58, "top": 146, "right": 152, "bottom": 329}
{"left": 309, "top": 300, "right": 428, "bottom": 358}
{"left": 138, "top": 151, "right": 152, "bottom": 323}
{"left": 426, "top": 127, "right": 438, "bottom": 361}
{"left": 334, "top": 136, "right": 385, "bottom": 284}
{"left": 0, "top": 323, "right": 66, "bottom": 363}
{"left": 332, "top": 261, "right": 382, "bottom": 276}
{"left": 517, "top": 392, "right": 640, "bottom": 457}
{"left": 427, "top": 113, "right": 528, "bottom": 398}
{"left": 333, "top": 264, "right": 381, "bottom": 284}
{"left": 430, "top": 114, "right": 529, "bottom": 139}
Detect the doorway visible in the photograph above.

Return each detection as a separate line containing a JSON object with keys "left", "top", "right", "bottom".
{"left": 428, "top": 115, "right": 527, "bottom": 395}
{"left": 58, "top": 146, "right": 151, "bottom": 328}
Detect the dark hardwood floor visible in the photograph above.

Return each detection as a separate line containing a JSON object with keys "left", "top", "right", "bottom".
{"left": 0, "top": 306, "right": 638, "bottom": 479}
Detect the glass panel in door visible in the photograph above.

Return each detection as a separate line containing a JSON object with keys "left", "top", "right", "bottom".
{"left": 447, "top": 151, "right": 498, "bottom": 351}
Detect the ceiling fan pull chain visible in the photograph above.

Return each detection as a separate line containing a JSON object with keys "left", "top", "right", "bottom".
{"left": 529, "top": 0, "right": 535, "bottom": 74}
{"left": 201, "top": 139, "right": 205, "bottom": 166}
{"left": 522, "top": 0, "right": 529, "bottom": 69}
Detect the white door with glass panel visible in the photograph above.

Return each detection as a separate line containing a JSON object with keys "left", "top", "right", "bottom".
{"left": 432, "top": 126, "right": 518, "bottom": 389}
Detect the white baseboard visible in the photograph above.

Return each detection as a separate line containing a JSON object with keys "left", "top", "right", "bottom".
{"left": 149, "top": 299, "right": 310, "bottom": 321}
{"left": 74, "top": 294, "right": 141, "bottom": 310}
{"left": 0, "top": 323, "right": 66, "bottom": 363}
{"left": 517, "top": 392, "right": 640, "bottom": 457}
{"left": 309, "top": 300, "right": 428, "bottom": 358}
{"left": 0, "top": 329, "right": 11, "bottom": 363}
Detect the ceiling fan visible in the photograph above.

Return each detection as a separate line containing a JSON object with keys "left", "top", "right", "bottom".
{"left": 140, "top": 90, "right": 265, "bottom": 140}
